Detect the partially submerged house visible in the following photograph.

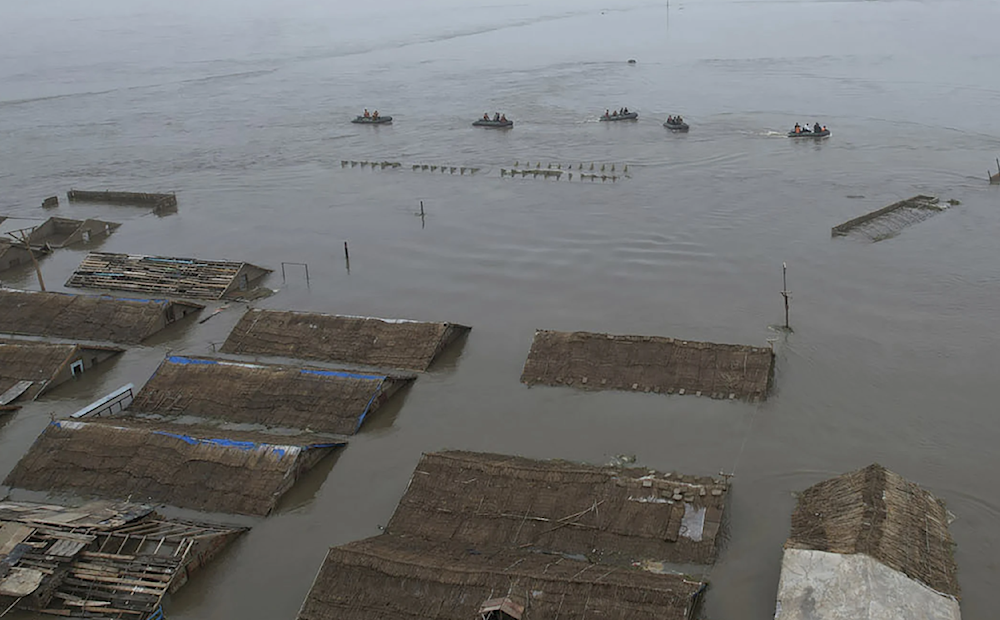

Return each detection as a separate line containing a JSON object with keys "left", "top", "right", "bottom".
{"left": 0, "top": 499, "right": 246, "bottom": 620}
{"left": 521, "top": 329, "right": 774, "bottom": 402}
{"left": 0, "top": 289, "right": 203, "bottom": 344}
{"left": 65, "top": 252, "right": 271, "bottom": 300}
{"left": 4, "top": 418, "right": 346, "bottom": 516}
{"left": 297, "top": 450, "right": 720, "bottom": 620}
{"left": 127, "top": 355, "right": 415, "bottom": 435}
{"left": 831, "top": 195, "right": 948, "bottom": 242}
{"left": 221, "top": 309, "right": 471, "bottom": 371}
{"left": 297, "top": 536, "right": 707, "bottom": 620}
{"left": 25, "top": 216, "right": 120, "bottom": 249}
{"left": 386, "top": 451, "right": 728, "bottom": 565}
{"left": 774, "top": 464, "right": 961, "bottom": 620}
{"left": 0, "top": 241, "right": 39, "bottom": 273}
{"left": 0, "top": 340, "right": 124, "bottom": 403}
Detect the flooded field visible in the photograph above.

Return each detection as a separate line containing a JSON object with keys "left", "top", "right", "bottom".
{"left": 2, "top": 0, "right": 999, "bottom": 618}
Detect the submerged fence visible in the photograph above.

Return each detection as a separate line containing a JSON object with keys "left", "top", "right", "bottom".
{"left": 68, "top": 189, "right": 177, "bottom": 212}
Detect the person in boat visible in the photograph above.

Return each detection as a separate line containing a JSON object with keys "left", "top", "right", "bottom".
{"left": 605, "top": 109, "right": 610, "bottom": 117}
{"left": 483, "top": 113, "right": 489, "bottom": 121}
{"left": 793, "top": 123, "right": 801, "bottom": 133}
{"left": 494, "top": 112, "right": 500, "bottom": 121}
{"left": 822, "top": 125, "right": 827, "bottom": 132}
{"left": 364, "top": 109, "right": 370, "bottom": 118}
{"left": 667, "top": 115, "right": 673, "bottom": 123}
{"left": 676, "top": 115, "right": 683, "bottom": 123}
{"left": 373, "top": 111, "right": 379, "bottom": 119}
{"left": 624, "top": 107, "right": 629, "bottom": 114}
{"left": 813, "top": 122, "right": 821, "bottom": 133}
{"left": 500, "top": 114, "right": 507, "bottom": 122}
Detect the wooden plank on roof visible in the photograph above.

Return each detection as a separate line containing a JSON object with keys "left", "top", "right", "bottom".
{"left": 0, "top": 522, "right": 34, "bottom": 555}
{"left": 0, "top": 380, "right": 33, "bottom": 405}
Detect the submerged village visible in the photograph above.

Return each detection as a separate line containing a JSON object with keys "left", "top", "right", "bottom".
{"left": 0, "top": 188, "right": 968, "bottom": 620}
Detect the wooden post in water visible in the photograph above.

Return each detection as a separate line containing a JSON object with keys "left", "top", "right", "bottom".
{"left": 344, "top": 241, "right": 350, "bottom": 261}
{"left": 420, "top": 201, "right": 425, "bottom": 217}
{"left": 781, "top": 262, "right": 790, "bottom": 330}
{"left": 12, "top": 230, "right": 46, "bottom": 291}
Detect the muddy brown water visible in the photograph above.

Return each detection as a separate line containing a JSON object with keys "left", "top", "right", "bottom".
{"left": 2, "top": 0, "right": 999, "bottom": 618}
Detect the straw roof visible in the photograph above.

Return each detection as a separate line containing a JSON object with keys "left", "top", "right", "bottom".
{"left": 0, "top": 341, "right": 75, "bottom": 398}
{"left": 521, "top": 329, "right": 774, "bottom": 401}
{"left": 3, "top": 418, "right": 346, "bottom": 516}
{"left": 0, "top": 341, "right": 122, "bottom": 401}
{"left": 65, "top": 252, "right": 271, "bottom": 300}
{"left": 0, "top": 289, "right": 203, "bottom": 344}
{"left": 297, "top": 536, "right": 706, "bottom": 620}
{"left": 221, "top": 309, "right": 471, "bottom": 371}
{"left": 130, "top": 356, "right": 415, "bottom": 434}
{"left": 386, "top": 451, "right": 728, "bottom": 565}
{"left": 785, "top": 463, "right": 959, "bottom": 598}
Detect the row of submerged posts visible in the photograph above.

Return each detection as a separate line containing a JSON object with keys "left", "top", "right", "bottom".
{"left": 0, "top": 214, "right": 966, "bottom": 619}
{"left": 342, "top": 159, "right": 481, "bottom": 174}
{"left": 339, "top": 158, "right": 631, "bottom": 182}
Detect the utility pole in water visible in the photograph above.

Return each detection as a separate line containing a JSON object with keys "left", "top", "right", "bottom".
{"left": 781, "top": 262, "right": 791, "bottom": 331}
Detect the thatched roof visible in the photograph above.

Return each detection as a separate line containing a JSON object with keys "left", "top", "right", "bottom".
{"left": 386, "top": 451, "right": 728, "bottom": 565}
{"left": 521, "top": 330, "right": 774, "bottom": 401}
{"left": 0, "top": 500, "right": 245, "bottom": 619}
{"left": 297, "top": 536, "right": 706, "bottom": 620}
{"left": 0, "top": 341, "right": 122, "bottom": 401}
{"left": 221, "top": 309, "right": 471, "bottom": 371}
{"left": 130, "top": 355, "right": 415, "bottom": 434}
{"left": 0, "top": 289, "right": 203, "bottom": 344}
{"left": 785, "top": 463, "right": 959, "bottom": 598}
{"left": 3, "top": 419, "right": 346, "bottom": 516}
{"left": 65, "top": 252, "right": 271, "bottom": 300}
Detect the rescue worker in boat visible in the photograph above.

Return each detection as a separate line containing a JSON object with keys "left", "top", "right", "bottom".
{"left": 623, "top": 107, "right": 629, "bottom": 115}
{"left": 813, "top": 122, "right": 821, "bottom": 133}
{"left": 372, "top": 111, "right": 379, "bottom": 119}
{"left": 500, "top": 114, "right": 507, "bottom": 122}
{"left": 483, "top": 113, "right": 490, "bottom": 120}
{"left": 677, "top": 115, "right": 683, "bottom": 123}
{"left": 494, "top": 112, "right": 500, "bottom": 121}
{"left": 605, "top": 109, "right": 610, "bottom": 117}
{"left": 793, "top": 123, "right": 801, "bottom": 133}
{"left": 822, "top": 125, "right": 827, "bottom": 133}
{"left": 364, "top": 109, "right": 370, "bottom": 118}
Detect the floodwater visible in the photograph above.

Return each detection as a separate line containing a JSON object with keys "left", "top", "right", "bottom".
{"left": 1, "top": 0, "right": 999, "bottom": 618}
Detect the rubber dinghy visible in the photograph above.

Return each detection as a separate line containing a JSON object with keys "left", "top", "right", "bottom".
{"left": 664, "top": 119, "right": 689, "bottom": 132}
{"left": 600, "top": 112, "right": 638, "bottom": 121}
{"left": 788, "top": 129, "right": 830, "bottom": 138}
{"left": 473, "top": 119, "right": 513, "bottom": 128}
{"left": 352, "top": 116, "right": 393, "bottom": 124}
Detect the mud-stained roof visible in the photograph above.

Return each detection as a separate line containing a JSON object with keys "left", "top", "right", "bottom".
{"left": 220, "top": 309, "right": 470, "bottom": 371}
{"left": 0, "top": 340, "right": 124, "bottom": 401}
{"left": 520, "top": 329, "right": 774, "bottom": 401}
{"left": 785, "top": 463, "right": 959, "bottom": 598}
{"left": 0, "top": 289, "right": 203, "bottom": 344}
{"left": 130, "top": 355, "right": 415, "bottom": 435}
{"left": 3, "top": 418, "right": 345, "bottom": 516}
{"left": 297, "top": 536, "right": 706, "bottom": 620}
{"left": 65, "top": 252, "right": 271, "bottom": 300}
{"left": 386, "top": 451, "right": 729, "bottom": 565}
